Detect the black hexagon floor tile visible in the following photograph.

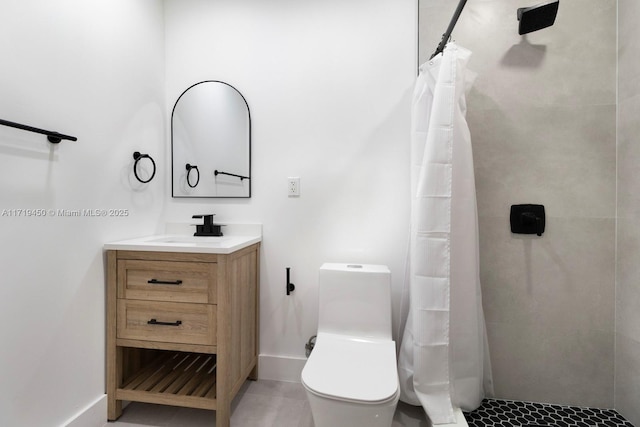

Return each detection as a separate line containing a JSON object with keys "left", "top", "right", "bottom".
{"left": 464, "top": 399, "right": 634, "bottom": 427}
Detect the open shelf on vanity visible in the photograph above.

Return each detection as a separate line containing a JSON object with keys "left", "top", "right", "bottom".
{"left": 117, "top": 349, "right": 218, "bottom": 410}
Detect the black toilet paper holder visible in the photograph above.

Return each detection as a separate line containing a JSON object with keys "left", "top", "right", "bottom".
{"left": 286, "top": 267, "right": 295, "bottom": 295}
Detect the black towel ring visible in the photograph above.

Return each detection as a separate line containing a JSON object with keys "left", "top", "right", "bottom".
{"left": 186, "top": 164, "right": 200, "bottom": 188}
{"left": 133, "top": 152, "right": 156, "bottom": 183}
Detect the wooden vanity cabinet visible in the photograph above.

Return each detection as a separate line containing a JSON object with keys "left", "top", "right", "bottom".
{"left": 106, "top": 244, "right": 259, "bottom": 427}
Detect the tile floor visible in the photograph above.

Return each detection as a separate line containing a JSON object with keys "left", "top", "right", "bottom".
{"left": 104, "top": 380, "right": 311, "bottom": 427}
{"left": 104, "top": 380, "right": 637, "bottom": 427}
{"left": 464, "top": 399, "right": 635, "bottom": 427}
{"left": 103, "top": 379, "right": 430, "bottom": 427}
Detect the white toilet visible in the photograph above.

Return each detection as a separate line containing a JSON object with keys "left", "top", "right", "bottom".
{"left": 301, "top": 263, "right": 400, "bottom": 427}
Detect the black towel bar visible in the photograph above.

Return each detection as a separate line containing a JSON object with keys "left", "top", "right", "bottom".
{"left": 214, "top": 169, "right": 250, "bottom": 181}
{"left": 0, "top": 118, "right": 77, "bottom": 143}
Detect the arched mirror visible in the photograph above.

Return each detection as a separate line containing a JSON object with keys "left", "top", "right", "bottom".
{"left": 171, "top": 81, "right": 251, "bottom": 198}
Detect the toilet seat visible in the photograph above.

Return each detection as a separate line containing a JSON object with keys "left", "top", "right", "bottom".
{"left": 301, "top": 333, "right": 399, "bottom": 404}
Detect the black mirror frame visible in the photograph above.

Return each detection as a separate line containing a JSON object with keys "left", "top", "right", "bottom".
{"left": 171, "top": 80, "right": 251, "bottom": 198}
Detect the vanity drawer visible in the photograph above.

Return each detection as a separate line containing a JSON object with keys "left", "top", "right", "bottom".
{"left": 117, "top": 260, "right": 216, "bottom": 304}
{"left": 117, "top": 300, "right": 217, "bottom": 346}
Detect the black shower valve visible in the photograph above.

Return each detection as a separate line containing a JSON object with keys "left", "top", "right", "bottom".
{"left": 510, "top": 204, "right": 545, "bottom": 236}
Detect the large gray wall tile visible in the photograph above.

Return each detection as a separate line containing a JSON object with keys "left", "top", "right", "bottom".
{"left": 618, "top": 0, "right": 640, "bottom": 101}
{"left": 420, "top": 0, "right": 616, "bottom": 108}
{"left": 614, "top": 335, "right": 640, "bottom": 426}
{"left": 616, "top": 219, "right": 640, "bottom": 343}
{"left": 470, "top": 104, "right": 615, "bottom": 219}
{"left": 480, "top": 217, "right": 615, "bottom": 406}
{"left": 487, "top": 321, "right": 614, "bottom": 408}
{"left": 617, "top": 93, "right": 640, "bottom": 219}
{"left": 480, "top": 217, "right": 615, "bottom": 332}
{"left": 617, "top": 0, "right": 640, "bottom": 417}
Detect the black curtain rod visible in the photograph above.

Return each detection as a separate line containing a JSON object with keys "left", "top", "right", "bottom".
{"left": 0, "top": 118, "right": 77, "bottom": 143}
{"left": 430, "top": 0, "right": 468, "bottom": 59}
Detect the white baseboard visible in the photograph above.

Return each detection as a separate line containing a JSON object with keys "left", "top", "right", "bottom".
{"left": 62, "top": 394, "right": 107, "bottom": 427}
{"left": 258, "top": 354, "right": 307, "bottom": 383}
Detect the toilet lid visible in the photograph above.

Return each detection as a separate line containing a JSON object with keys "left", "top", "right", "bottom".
{"left": 301, "top": 333, "right": 399, "bottom": 403}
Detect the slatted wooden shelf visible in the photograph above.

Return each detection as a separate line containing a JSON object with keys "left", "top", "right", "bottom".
{"left": 116, "top": 351, "right": 218, "bottom": 410}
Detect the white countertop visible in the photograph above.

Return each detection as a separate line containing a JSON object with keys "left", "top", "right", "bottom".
{"left": 104, "top": 223, "right": 262, "bottom": 254}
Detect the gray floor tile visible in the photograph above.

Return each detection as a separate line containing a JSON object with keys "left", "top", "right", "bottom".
{"left": 104, "top": 379, "right": 431, "bottom": 427}
{"left": 104, "top": 380, "right": 315, "bottom": 427}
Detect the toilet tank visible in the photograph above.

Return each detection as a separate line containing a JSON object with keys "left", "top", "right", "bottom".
{"left": 318, "top": 263, "right": 392, "bottom": 341}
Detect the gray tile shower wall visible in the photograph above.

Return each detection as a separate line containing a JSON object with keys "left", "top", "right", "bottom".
{"left": 419, "top": 0, "right": 617, "bottom": 409}
{"left": 616, "top": 0, "right": 640, "bottom": 425}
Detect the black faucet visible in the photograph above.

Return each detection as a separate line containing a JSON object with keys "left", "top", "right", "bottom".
{"left": 192, "top": 214, "right": 224, "bottom": 237}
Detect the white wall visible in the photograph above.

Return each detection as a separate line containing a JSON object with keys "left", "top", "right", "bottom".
{"left": 0, "top": 1, "right": 165, "bottom": 425}
{"left": 163, "top": 0, "right": 417, "bottom": 377}
{"left": 0, "top": 1, "right": 416, "bottom": 424}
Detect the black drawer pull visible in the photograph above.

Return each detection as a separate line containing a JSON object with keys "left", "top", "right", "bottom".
{"left": 148, "top": 279, "right": 183, "bottom": 285}
{"left": 147, "top": 318, "right": 182, "bottom": 327}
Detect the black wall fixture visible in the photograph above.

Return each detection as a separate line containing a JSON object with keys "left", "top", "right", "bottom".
{"left": 286, "top": 267, "right": 295, "bottom": 296}
{"left": 186, "top": 164, "right": 199, "bottom": 188}
{"left": 517, "top": 0, "right": 559, "bottom": 35}
{"left": 0, "top": 118, "right": 77, "bottom": 143}
{"left": 192, "top": 214, "right": 223, "bottom": 237}
{"left": 133, "top": 152, "right": 156, "bottom": 183}
{"left": 510, "top": 204, "right": 545, "bottom": 236}
{"left": 214, "top": 169, "right": 250, "bottom": 181}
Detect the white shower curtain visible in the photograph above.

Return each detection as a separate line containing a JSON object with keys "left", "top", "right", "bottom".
{"left": 398, "top": 42, "right": 493, "bottom": 424}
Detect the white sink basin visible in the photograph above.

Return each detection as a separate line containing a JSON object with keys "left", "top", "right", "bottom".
{"left": 104, "top": 226, "right": 261, "bottom": 254}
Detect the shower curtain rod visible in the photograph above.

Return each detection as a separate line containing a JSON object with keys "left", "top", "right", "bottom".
{"left": 430, "top": 0, "right": 468, "bottom": 59}
{"left": 0, "top": 118, "right": 77, "bottom": 143}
